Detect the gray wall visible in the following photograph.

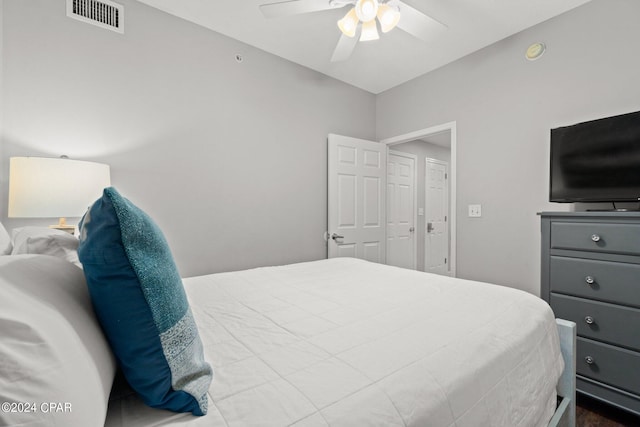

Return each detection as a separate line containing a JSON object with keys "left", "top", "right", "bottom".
{"left": 0, "top": 0, "right": 376, "bottom": 276}
{"left": 4, "top": 0, "right": 640, "bottom": 293}
{"left": 376, "top": 0, "right": 640, "bottom": 295}
{"left": 391, "top": 139, "right": 451, "bottom": 272}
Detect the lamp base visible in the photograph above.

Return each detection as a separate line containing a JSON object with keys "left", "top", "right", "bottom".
{"left": 50, "top": 217, "right": 76, "bottom": 234}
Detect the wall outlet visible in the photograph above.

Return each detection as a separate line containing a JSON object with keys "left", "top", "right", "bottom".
{"left": 468, "top": 204, "right": 482, "bottom": 217}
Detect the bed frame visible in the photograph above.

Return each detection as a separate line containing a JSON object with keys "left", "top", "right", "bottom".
{"left": 549, "top": 319, "right": 577, "bottom": 427}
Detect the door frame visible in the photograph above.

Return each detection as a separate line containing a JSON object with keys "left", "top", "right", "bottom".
{"left": 387, "top": 149, "right": 418, "bottom": 270}
{"left": 380, "top": 121, "right": 457, "bottom": 277}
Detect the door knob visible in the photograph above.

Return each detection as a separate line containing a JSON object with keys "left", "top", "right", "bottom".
{"left": 331, "top": 233, "right": 344, "bottom": 241}
{"left": 409, "top": 226, "right": 415, "bottom": 232}
{"left": 427, "top": 222, "right": 433, "bottom": 233}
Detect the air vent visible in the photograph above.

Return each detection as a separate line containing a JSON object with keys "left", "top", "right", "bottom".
{"left": 66, "top": 0, "right": 124, "bottom": 34}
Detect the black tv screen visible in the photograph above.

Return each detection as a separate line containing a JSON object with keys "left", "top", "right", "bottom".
{"left": 550, "top": 110, "right": 640, "bottom": 203}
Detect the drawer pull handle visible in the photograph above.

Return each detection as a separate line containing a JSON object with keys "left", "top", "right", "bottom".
{"left": 584, "top": 316, "right": 595, "bottom": 325}
{"left": 591, "top": 234, "right": 601, "bottom": 242}
{"left": 585, "top": 356, "right": 595, "bottom": 365}
{"left": 585, "top": 276, "right": 595, "bottom": 285}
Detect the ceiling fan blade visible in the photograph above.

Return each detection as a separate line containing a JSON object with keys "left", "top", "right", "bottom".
{"left": 330, "top": 33, "right": 358, "bottom": 62}
{"left": 260, "top": 0, "right": 341, "bottom": 19}
{"left": 396, "top": 1, "right": 447, "bottom": 42}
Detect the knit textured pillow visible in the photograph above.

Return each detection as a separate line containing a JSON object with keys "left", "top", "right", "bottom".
{"left": 78, "top": 187, "right": 212, "bottom": 416}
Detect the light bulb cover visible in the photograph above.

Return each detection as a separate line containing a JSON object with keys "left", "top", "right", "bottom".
{"left": 337, "top": 7, "right": 358, "bottom": 38}
{"left": 359, "top": 19, "right": 379, "bottom": 41}
{"left": 377, "top": 4, "right": 400, "bottom": 33}
{"left": 355, "top": 0, "right": 379, "bottom": 22}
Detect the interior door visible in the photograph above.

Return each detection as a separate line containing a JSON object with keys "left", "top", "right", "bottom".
{"left": 328, "top": 134, "right": 386, "bottom": 263}
{"left": 425, "top": 158, "right": 449, "bottom": 275}
{"left": 386, "top": 151, "right": 416, "bottom": 269}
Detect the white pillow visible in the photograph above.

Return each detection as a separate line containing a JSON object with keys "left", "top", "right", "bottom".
{"left": 0, "top": 222, "right": 11, "bottom": 255}
{"left": 11, "top": 227, "right": 81, "bottom": 266}
{"left": 0, "top": 255, "right": 116, "bottom": 427}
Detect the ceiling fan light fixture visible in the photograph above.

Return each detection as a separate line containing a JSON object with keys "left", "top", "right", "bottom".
{"left": 377, "top": 4, "right": 400, "bottom": 33}
{"left": 337, "top": 7, "right": 359, "bottom": 37}
{"left": 355, "top": 0, "right": 379, "bottom": 22}
{"left": 360, "top": 19, "right": 379, "bottom": 41}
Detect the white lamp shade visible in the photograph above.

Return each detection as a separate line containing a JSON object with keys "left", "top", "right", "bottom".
{"left": 337, "top": 7, "right": 359, "bottom": 38}
{"left": 8, "top": 157, "right": 111, "bottom": 218}
{"left": 377, "top": 4, "right": 400, "bottom": 33}
{"left": 355, "top": 0, "right": 379, "bottom": 22}
{"left": 359, "top": 19, "right": 379, "bottom": 41}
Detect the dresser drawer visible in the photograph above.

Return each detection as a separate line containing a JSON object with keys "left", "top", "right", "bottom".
{"left": 551, "top": 222, "right": 640, "bottom": 256}
{"left": 550, "top": 256, "right": 640, "bottom": 307}
{"left": 577, "top": 338, "right": 640, "bottom": 396}
{"left": 551, "top": 294, "right": 640, "bottom": 351}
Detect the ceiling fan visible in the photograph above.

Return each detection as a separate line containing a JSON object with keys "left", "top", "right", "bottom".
{"left": 259, "top": 0, "right": 447, "bottom": 62}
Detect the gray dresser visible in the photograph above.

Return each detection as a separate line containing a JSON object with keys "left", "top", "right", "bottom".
{"left": 540, "top": 211, "right": 640, "bottom": 416}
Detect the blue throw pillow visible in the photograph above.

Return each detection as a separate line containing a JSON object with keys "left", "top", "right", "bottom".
{"left": 77, "top": 187, "right": 212, "bottom": 416}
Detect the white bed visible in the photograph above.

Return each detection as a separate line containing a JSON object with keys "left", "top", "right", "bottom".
{"left": 0, "top": 222, "right": 574, "bottom": 427}
{"left": 104, "top": 257, "right": 571, "bottom": 427}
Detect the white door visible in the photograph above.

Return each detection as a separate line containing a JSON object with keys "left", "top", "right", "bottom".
{"left": 328, "top": 134, "right": 386, "bottom": 263}
{"left": 386, "top": 151, "right": 416, "bottom": 269}
{"left": 425, "top": 158, "right": 449, "bottom": 275}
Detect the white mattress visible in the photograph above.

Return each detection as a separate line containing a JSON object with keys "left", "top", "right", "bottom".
{"left": 106, "top": 258, "right": 564, "bottom": 427}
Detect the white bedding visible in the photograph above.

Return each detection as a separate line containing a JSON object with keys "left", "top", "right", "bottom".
{"left": 106, "top": 258, "right": 564, "bottom": 427}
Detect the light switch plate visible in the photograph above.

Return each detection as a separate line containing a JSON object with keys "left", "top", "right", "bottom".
{"left": 468, "top": 204, "right": 482, "bottom": 217}
{"left": 418, "top": 208, "right": 424, "bottom": 216}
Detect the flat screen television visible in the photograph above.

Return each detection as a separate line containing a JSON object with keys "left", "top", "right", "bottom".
{"left": 550, "top": 110, "right": 640, "bottom": 203}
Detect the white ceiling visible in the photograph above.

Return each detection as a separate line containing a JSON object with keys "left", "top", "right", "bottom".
{"left": 136, "top": 0, "right": 592, "bottom": 94}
